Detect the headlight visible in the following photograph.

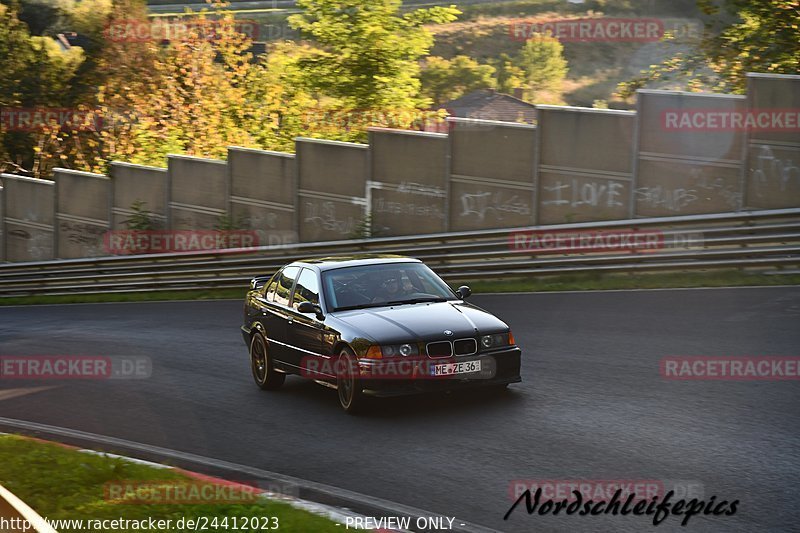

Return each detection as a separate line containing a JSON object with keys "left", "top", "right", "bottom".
{"left": 382, "top": 343, "right": 419, "bottom": 357}
{"left": 365, "top": 343, "right": 420, "bottom": 358}
{"left": 481, "top": 332, "right": 512, "bottom": 349}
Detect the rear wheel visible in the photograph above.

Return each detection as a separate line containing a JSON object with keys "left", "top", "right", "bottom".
{"left": 336, "top": 348, "right": 364, "bottom": 414}
{"left": 250, "top": 332, "right": 285, "bottom": 390}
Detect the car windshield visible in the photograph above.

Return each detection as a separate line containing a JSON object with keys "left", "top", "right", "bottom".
{"left": 322, "top": 263, "right": 457, "bottom": 311}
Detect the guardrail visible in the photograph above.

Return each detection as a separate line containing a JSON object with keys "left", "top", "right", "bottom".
{"left": 1, "top": 208, "right": 799, "bottom": 297}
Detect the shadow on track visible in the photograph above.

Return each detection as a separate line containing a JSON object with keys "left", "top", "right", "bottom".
{"left": 261, "top": 376, "right": 527, "bottom": 420}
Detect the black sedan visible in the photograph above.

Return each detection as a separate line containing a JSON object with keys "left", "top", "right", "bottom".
{"left": 240, "top": 256, "right": 522, "bottom": 413}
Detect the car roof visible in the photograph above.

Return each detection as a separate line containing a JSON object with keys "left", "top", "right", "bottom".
{"left": 289, "top": 254, "right": 422, "bottom": 272}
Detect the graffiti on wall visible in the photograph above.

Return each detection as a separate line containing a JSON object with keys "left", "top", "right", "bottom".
{"left": 691, "top": 168, "right": 741, "bottom": 210}
{"left": 635, "top": 168, "right": 741, "bottom": 213}
{"left": 635, "top": 185, "right": 698, "bottom": 212}
{"left": 541, "top": 179, "right": 626, "bottom": 208}
{"left": 7, "top": 228, "right": 52, "bottom": 260}
{"left": 459, "top": 190, "right": 531, "bottom": 221}
{"left": 60, "top": 220, "right": 106, "bottom": 246}
{"left": 303, "top": 200, "right": 356, "bottom": 235}
{"left": 750, "top": 145, "right": 800, "bottom": 199}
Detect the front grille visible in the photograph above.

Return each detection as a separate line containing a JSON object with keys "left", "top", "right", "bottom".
{"left": 427, "top": 341, "right": 452, "bottom": 358}
{"left": 453, "top": 338, "right": 477, "bottom": 356}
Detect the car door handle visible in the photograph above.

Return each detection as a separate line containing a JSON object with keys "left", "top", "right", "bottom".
{"left": 287, "top": 319, "right": 293, "bottom": 324}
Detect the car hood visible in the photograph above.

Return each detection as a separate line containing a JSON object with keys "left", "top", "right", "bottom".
{"left": 329, "top": 301, "right": 508, "bottom": 343}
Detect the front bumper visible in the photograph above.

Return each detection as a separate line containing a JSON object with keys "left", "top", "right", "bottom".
{"left": 358, "top": 346, "right": 522, "bottom": 397}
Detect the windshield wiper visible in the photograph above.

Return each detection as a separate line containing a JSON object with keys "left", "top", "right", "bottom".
{"left": 385, "top": 297, "right": 447, "bottom": 306}
{"left": 333, "top": 302, "right": 391, "bottom": 312}
{"left": 334, "top": 297, "right": 448, "bottom": 312}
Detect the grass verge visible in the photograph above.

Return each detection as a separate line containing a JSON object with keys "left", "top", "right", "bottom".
{"left": 465, "top": 269, "right": 800, "bottom": 293}
{"left": 0, "top": 289, "right": 247, "bottom": 306}
{"left": 0, "top": 270, "right": 798, "bottom": 306}
{"left": 0, "top": 434, "right": 340, "bottom": 532}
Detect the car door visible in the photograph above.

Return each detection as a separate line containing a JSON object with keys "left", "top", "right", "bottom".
{"left": 256, "top": 265, "right": 299, "bottom": 365}
{"left": 286, "top": 267, "right": 326, "bottom": 373}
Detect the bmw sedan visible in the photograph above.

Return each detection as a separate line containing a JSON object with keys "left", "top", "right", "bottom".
{"left": 240, "top": 256, "right": 522, "bottom": 413}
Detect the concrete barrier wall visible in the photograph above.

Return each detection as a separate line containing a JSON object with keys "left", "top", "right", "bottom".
{"left": 2, "top": 73, "right": 798, "bottom": 263}
{"left": 54, "top": 168, "right": 111, "bottom": 259}
{"left": 635, "top": 90, "right": 746, "bottom": 216}
{"left": 536, "top": 106, "right": 635, "bottom": 224}
{"left": 1, "top": 175, "right": 56, "bottom": 262}
{"left": 369, "top": 128, "right": 448, "bottom": 236}
{"left": 168, "top": 155, "right": 228, "bottom": 230}
{"left": 110, "top": 162, "right": 169, "bottom": 230}
{"left": 744, "top": 74, "right": 800, "bottom": 209}
{"left": 449, "top": 118, "right": 536, "bottom": 231}
{"left": 2, "top": 175, "right": 56, "bottom": 262}
{"left": 228, "top": 147, "right": 297, "bottom": 246}
{"left": 296, "top": 138, "right": 369, "bottom": 242}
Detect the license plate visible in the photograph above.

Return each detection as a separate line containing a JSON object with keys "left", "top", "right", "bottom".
{"left": 431, "top": 360, "right": 481, "bottom": 376}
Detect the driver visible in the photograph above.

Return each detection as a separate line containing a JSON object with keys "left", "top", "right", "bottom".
{"left": 373, "top": 271, "right": 412, "bottom": 303}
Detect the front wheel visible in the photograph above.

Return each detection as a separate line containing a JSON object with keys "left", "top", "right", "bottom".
{"left": 336, "top": 348, "right": 365, "bottom": 414}
{"left": 250, "top": 332, "right": 285, "bottom": 390}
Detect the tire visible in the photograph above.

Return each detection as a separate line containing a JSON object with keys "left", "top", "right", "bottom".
{"left": 336, "top": 347, "right": 365, "bottom": 414}
{"left": 250, "top": 332, "right": 285, "bottom": 390}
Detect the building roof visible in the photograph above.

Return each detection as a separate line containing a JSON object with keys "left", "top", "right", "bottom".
{"left": 441, "top": 89, "right": 537, "bottom": 124}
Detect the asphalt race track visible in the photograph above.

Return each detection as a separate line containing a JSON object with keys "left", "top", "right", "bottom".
{"left": 1, "top": 287, "right": 799, "bottom": 532}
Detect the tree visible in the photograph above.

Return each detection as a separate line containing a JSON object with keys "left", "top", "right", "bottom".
{"left": 0, "top": 3, "right": 86, "bottom": 176}
{"left": 493, "top": 53, "right": 527, "bottom": 95}
{"left": 94, "top": 9, "right": 257, "bottom": 168}
{"left": 241, "top": 41, "right": 321, "bottom": 151}
{"left": 0, "top": 3, "right": 38, "bottom": 108}
{"left": 617, "top": 0, "right": 799, "bottom": 97}
{"left": 287, "top": 0, "right": 460, "bottom": 110}
{"left": 517, "top": 33, "right": 568, "bottom": 103}
{"left": 420, "top": 55, "right": 496, "bottom": 106}
{"left": 4, "top": 0, "right": 66, "bottom": 35}
{"left": 61, "top": 0, "right": 115, "bottom": 104}
{"left": 1, "top": 0, "right": 460, "bottom": 177}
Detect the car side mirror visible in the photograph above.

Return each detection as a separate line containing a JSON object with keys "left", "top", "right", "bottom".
{"left": 298, "top": 301, "right": 324, "bottom": 319}
{"left": 250, "top": 276, "right": 270, "bottom": 291}
{"left": 456, "top": 285, "right": 472, "bottom": 299}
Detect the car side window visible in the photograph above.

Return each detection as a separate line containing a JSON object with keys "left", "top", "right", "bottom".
{"left": 264, "top": 274, "right": 279, "bottom": 301}
{"left": 292, "top": 268, "right": 320, "bottom": 310}
{"left": 273, "top": 266, "right": 300, "bottom": 307}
